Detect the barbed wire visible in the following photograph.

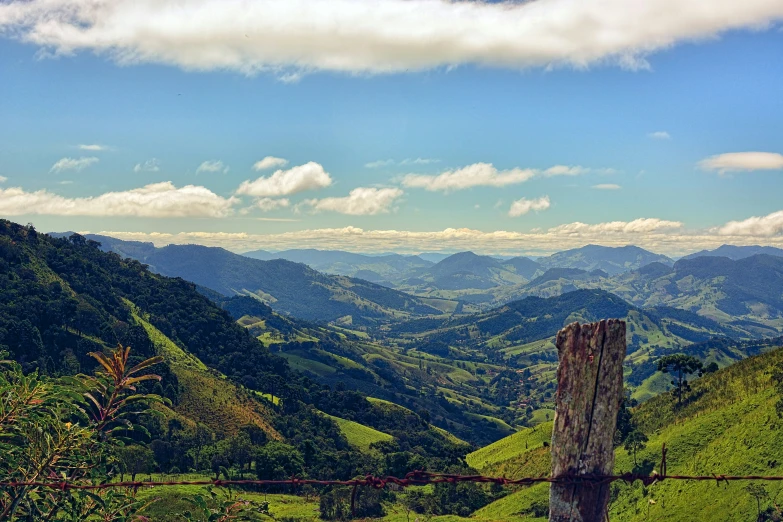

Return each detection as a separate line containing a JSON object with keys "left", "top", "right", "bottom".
{"left": 2, "top": 444, "right": 782, "bottom": 491}
{"left": 4, "top": 444, "right": 783, "bottom": 517}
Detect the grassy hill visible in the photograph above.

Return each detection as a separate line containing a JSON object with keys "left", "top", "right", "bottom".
{"left": 465, "top": 342, "right": 783, "bottom": 521}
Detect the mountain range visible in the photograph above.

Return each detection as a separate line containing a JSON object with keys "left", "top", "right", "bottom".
{"left": 76, "top": 234, "right": 456, "bottom": 326}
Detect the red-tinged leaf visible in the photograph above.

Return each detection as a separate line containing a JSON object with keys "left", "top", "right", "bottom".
{"left": 124, "top": 375, "right": 162, "bottom": 386}
{"left": 126, "top": 356, "right": 164, "bottom": 376}
{"left": 89, "top": 352, "right": 115, "bottom": 375}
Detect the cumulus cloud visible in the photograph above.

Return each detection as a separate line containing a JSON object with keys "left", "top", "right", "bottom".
{"left": 698, "top": 152, "right": 783, "bottom": 174}
{"left": 304, "top": 187, "right": 403, "bottom": 215}
{"left": 401, "top": 163, "right": 602, "bottom": 192}
{"left": 50, "top": 157, "right": 98, "bottom": 173}
{"left": 253, "top": 156, "right": 288, "bottom": 171}
{"left": 237, "top": 162, "right": 333, "bottom": 197}
{"left": 134, "top": 158, "right": 160, "bottom": 172}
{"left": 97, "top": 215, "right": 783, "bottom": 257}
{"left": 196, "top": 160, "right": 229, "bottom": 174}
{"left": 1, "top": 0, "right": 782, "bottom": 78}
{"left": 254, "top": 198, "right": 290, "bottom": 212}
{"left": 593, "top": 183, "right": 621, "bottom": 190}
{"left": 718, "top": 210, "right": 783, "bottom": 237}
{"left": 508, "top": 196, "right": 551, "bottom": 217}
{"left": 647, "top": 131, "right": 671, "bottom": 140}
{"left": 78, "top": 144, "right": 109, "bottom": 151}
{"left": 0, "top": 182, "right": 237, "bottom": 217}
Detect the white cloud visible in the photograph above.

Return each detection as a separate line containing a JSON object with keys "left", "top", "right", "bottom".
{"left": 237, "top": 162, "right": 333, "bottom": 197}
{"left": 401, "top": 158, "right": 440, "bottom": 166}
{"left": 365, "top": 159, "right": 395, "bottom": 169}
{"left": 0, "top": 182, "right": 238, "bottom": 217}
{"left": 304, "top": 187, "right": 403, "bottom": 215}
{"left": 255, "top": 198, "right": 290, "bottom": 212}
{"left": 402, "top": 163, "right": 537, "bottom": 192}
{"left": 698, "top": 152, "right": 783, "bottom": 173}
{"left": 78, "top": 144, "right": 109, "bottom": 151}
{"left": 0, "top": 176, "right": 7, "bottom": 183}
{"left": 548, "top": 218, "right": 683, "bottom": 235}
{"left": 508, "top": 196, "right": 551, "bottom": 217}
{"left": 134, "top": 158, "right": 160, "bottom": 172}
{"left": 718, "top": 210, "right": 783, "bottom": 236}
{"left": 593, "top": 183, "right": 621, "bottom": 190}
{"left": 647, "top": 131, "right": 671, "bottom": 140}
{"left": 97, "top": 215, "right": 783, "bottom": 257}
{"left": 2, "top": 0, "right": 782, "bottom": 78}
{"left": 253, "top": 156, "right": 288, "bottom": 171}
{"left": 543, "top": 165, "right": 590, "bottom": 177}
{"left": 366, "top": 158, "right": 439, "bottom": 168}
{"left": 401, "top": 163, "right": 601, "bottom": 192}
{"left": 50, "top": 157, "right": 98, "bottom": 173}
{"left": 58, "top": 180, "right": 73, "bottom": 185}
{"left": 196, "top": 160, "right": 229, "bottom": 174}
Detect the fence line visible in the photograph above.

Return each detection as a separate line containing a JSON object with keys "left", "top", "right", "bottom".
{"left": 3, "top": 444, "right": 783, "bottom": 492}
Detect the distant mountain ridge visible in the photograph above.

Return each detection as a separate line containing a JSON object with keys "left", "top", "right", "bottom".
{"left": 682, "top": 244, "right": 783, "bottom": 261}
{"left": 537, "top": 244, "right": 674, "bottom": 275}
{"left": 242, "top": 248, "right": 432, "bottom": 283}
{"left": 75, "top": 234, "right": 455, "bottom": 326}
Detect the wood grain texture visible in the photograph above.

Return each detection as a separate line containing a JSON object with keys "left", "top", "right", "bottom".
{"left": 549, "top": 319, "right": 627, "bottom": 522}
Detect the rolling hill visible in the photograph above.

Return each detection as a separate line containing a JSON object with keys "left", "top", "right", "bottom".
{"left": 386, "top": 289, "right": 763, "bottom": 404}
{"left": 78, "top": 234, "right": 456, "bottom": 326}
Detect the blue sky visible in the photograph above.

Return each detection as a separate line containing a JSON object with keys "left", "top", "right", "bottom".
{"left": 0, "top": 0, "right": 782, "bottom": 255}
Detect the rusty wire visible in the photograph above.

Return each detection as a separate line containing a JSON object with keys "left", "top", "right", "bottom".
{"left": 2, "top": 444, "right": 780, "bottom": 492}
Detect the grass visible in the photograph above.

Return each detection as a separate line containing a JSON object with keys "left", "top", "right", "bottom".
{"left": 466, "top": 422, "right": 552, "bottom": 472}
{"left": 128, "top": 301, "right": 281, "bottom": 439}
{"left": 320, "top": 412, "right": 393, "bottom": 452}
{"left": 133, "top": 474, "right": 321, "bottom": 521}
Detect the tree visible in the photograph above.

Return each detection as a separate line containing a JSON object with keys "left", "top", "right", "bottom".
{"left": 772, "top": 362, "right": 783, "bottom": 419}
{"left": 744, "top": 483, "right": 769, "bottom": 521}
{"left": 657, "top": 354, "right": 704, "bottom": 404}
{"left": 256, "top": 442, "right": 304, "bottom": 481}
{"left": 623, "top": 430, "right": 648, "bottom": 467}
{"left": 116, "top": 445, "right": 155, "bottom": 481}
{"left": 227, "top": 432, "right": 253, "bottom": 477}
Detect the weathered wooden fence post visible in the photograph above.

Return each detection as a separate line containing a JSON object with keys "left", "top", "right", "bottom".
{"left": 549, "top": 319, "right": 627, "bottom": 522}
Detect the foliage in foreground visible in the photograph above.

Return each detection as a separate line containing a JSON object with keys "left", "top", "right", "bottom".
{"left": 0, "top": 345, "right": 163, "bottom": 521}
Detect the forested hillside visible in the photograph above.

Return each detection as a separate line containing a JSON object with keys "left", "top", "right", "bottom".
{"left": 0, "top": 221, "right": 493, "bottom": 520}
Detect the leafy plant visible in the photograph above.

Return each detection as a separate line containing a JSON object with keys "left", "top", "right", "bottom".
{"left": 0, "top": 344, "right": 164, "bottom": 521}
